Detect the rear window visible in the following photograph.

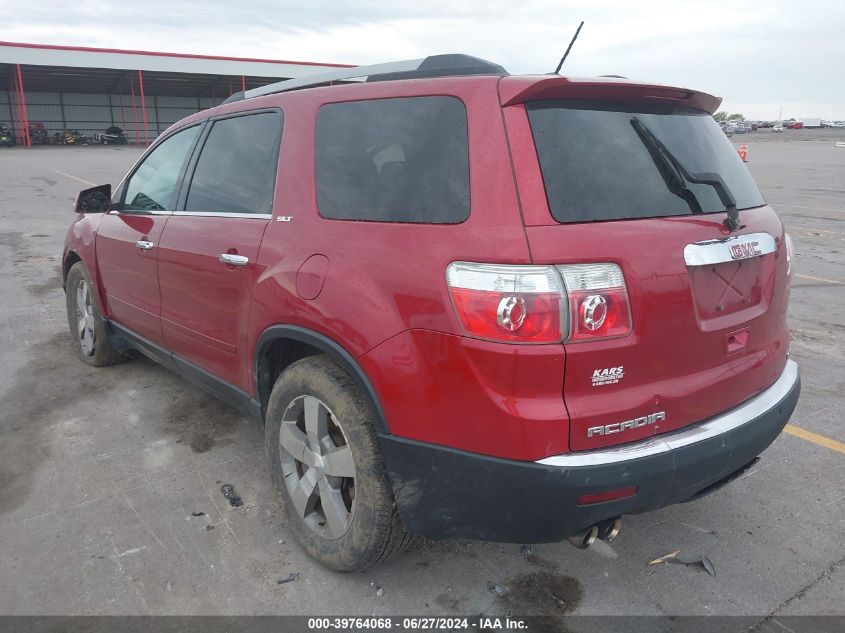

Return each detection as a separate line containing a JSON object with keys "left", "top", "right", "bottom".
{"left": 526, "top": 101, "right": 765, "bottom": 223}
{"left": 315, "top": 96, "right": 470, "bottom": 224}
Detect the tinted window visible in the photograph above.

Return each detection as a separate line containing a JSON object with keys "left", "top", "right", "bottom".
{"left": 123, "top": 125, "right": 200, "bottom": 211}
{"left": 526, "top": 101, "right": 765, "bottom": 223}
{"left": 315, "top": 97, "right": 469, "bottom": 223}
{"left": 185, "top": 112, "right": 283, "bottom": 214}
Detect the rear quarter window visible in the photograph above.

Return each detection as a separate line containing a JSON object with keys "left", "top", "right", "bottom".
{"left": 526, "top": 100, "right": 765, "bottom": 223}
{"left": 315, "top": 96, "right": 470, "bottom": 224}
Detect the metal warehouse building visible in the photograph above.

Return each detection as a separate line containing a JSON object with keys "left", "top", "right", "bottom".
{"left": 0, "top": 41, "right": 350, "bottom": 146}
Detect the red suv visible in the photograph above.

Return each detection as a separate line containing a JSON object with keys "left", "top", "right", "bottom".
{"left": 63, "top": 55, "right": 800, "bottom": 571}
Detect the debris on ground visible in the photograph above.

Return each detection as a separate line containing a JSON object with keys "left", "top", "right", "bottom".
{"left": 191, "top": 511, "right": 206, "bottom": 517}
{"left": 205, "top": 525, "right": 215, "bottom": 531}
{"left": 220, "top": 484, "right": 243, "bottom": 507}
{"left": 520, "top": 545, "right": 534, "bottom": 557}
{"left": 376, "top": 586, "right": 384, "bottom": 597}
{"left": 649, "top": 550, "right": 716, "bottom": 576}
{"left": 486, "top": 582, "right": 506, "bottom": 594}
{"left": 277, "top": 572, "right": 300, "bottom": 585}
{"left": 649, "top": 550, "right": 681, "bottom": 565}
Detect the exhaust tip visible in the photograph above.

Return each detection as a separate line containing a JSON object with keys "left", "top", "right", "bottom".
{"left": 568, "top": 525, "right": 599, "bottom": 549}
{"left": 598, "top": 517, "right": 622, "bottom": 542}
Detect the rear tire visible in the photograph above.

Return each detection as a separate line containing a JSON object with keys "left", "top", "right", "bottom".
{"left": 266, "top": 355, "right": 416, "bottom": 571}
{"left": 65, "top": 261, "right": 126, "bottom": 367}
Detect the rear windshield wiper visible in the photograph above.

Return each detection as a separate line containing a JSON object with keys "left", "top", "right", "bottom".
{"left": 630, "top": 117, "right": 743, "bottom": 231}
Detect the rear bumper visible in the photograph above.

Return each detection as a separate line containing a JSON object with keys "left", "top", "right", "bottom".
{"left": 380, "top": 360, "right": 800, "bottom": 542}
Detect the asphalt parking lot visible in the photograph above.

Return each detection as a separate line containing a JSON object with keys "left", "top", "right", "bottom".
{"left": 0, "top": 128, "right": 843, "bottom": 624}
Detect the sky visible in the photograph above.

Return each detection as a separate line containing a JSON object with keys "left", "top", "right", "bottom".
{"left": 3, "top": 0, "right": 843, "bottom": 120}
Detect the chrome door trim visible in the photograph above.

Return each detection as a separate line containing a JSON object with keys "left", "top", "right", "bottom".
{"left": 536, "top": 360, "right": 799, "bottom": 468}
{"left": 135, "top": 240, "right": 155, "bottom": 251}
{"left": 172, "top": 211, "right": 272, "bottom": 219}
{"left": 683, "top": 232, "right": 776, "bottom": 266}
{"left": 108, "top": 209, "right": 171, "bottom": 216}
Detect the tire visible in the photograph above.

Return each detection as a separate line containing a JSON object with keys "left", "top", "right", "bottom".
{"left": 65, "top": 262, "right": 126, "bottom": 367}
{"left": 266, "top": 355, "right": 416, "bottom": 571}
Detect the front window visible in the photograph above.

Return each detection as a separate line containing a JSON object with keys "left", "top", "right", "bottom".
{"left": 122, "top": 125, "right": 200, "bottom": 211}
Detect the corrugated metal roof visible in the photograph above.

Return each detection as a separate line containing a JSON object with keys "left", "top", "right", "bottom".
{"left": 1, "top": 42, "right": 355, "bottom": 98}
{"left": 0, "top": 41, "right": 352, "bottom": 78}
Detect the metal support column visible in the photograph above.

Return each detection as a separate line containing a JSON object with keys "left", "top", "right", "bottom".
{"left": 138, "top": 70, "right": 149, "bottom": 146}
{"left": 15, "top": 64, "right": 31, "bottom": 147}
{"left": 130, "top": 77, "right": 140, "bottom": 145}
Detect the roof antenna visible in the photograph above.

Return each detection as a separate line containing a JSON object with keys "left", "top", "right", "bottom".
{"left": 554, "top": 21, "right": 584, "bottom": 74}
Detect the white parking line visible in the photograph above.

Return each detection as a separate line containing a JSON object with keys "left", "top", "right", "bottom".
{"left": 54, "top": 170, "right": 95, "bottom": 187}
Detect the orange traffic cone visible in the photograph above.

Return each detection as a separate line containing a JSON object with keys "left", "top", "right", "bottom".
{"left": 739, "top": 143, "right": 748, "bottom": 162}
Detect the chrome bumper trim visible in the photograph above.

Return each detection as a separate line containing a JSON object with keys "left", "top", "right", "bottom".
{"left": 537, "top": 360, "right": 799, "bottom": 468}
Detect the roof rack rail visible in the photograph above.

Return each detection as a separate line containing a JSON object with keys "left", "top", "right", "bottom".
{"left": 224, "top": 54, "right": 507, "bottom": 103}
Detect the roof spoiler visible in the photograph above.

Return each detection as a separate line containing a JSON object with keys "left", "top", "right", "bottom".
{"left": 500, "top": 76, "right": 722, "bottom": 114}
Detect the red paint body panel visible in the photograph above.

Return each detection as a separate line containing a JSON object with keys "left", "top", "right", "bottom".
{"left": 247, "top": 77, "right": 530, "bottom": 363}
{"left": 525, "top": 208, "right": 789, "bottom": 451}
{"left": 95, "top": 212, "right": 167, "bottom": 343}
{"left": 63, "top": 72, "right": 794, "bottom": 464}
{"left": 63, "top": 213, "right": 105, "bottom": 310}
{"left": 360, "top": 329, "right": 568, "bottom": 460}
{"left": 157, "top": 216, "right": 270, "bottom": 390}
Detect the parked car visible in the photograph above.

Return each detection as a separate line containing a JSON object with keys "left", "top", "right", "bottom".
{"left": 63, "top": 54, "right": 800, "bottom": 571}
{"left": 788, "top": 121, "right": 804, "bottom": 129}
{"left": 773, "top": 123, "right": 785, "bottom": 132}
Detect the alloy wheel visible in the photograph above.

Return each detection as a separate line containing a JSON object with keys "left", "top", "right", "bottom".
{"left": 75, "top": 279, "right": 96, "bottom": 356}
{"left": 278, "top": 395, "right": 356, "bottom": 539}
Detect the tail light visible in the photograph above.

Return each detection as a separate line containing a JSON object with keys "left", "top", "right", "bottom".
{"left": 446, "top": 262, "right": 632, "bottom": 343}
{"left": 557, "top": 263, "right": 633, "bottom": 342}
{"left": 446, "top": 263, "right": 563, "bottom": 342}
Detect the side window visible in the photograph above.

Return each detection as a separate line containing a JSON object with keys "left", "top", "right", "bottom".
{"left": 315, "top": 96, "right": 470, "bottom": 224}
{"left": 123, "top": 125, "right": 200, "bottom": 211}
{"left": 185, "top": 111, "right": 283, "bottom": 214}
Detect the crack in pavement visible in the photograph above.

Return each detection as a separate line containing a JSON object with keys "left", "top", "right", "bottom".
{"left": 749, "top": 555, "right": 844, "bottom": 631}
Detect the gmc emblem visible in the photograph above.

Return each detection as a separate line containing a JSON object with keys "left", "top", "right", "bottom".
{"left": 587, "top": 412, "right": 666, "bottom": 437}
{"left": 730, "top": 241, "right": 762, "bottom": 260}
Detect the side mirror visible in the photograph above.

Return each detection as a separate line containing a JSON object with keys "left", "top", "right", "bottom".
{"left": 75, "top": 184, "right": 112, "bottom": 214}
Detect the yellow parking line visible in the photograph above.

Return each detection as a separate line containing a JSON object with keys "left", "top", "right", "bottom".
{"left": 54, "top": 170, "right": 96, "bottom": 187}
{"left": 795, "top": 226, "right": 845, "bottom": 237}
{"left": 784, "top": 424, "right": 845, "bottom": 454}
{"left": 795, "top": 273, "right": 842, "bottom": 285}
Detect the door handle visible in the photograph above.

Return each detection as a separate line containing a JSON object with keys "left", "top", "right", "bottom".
{"left": 219, "top": 253, "right": 249, "bottom": 267}
{"left": 136, "top": 239, "right": 154, "bottom": 251}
